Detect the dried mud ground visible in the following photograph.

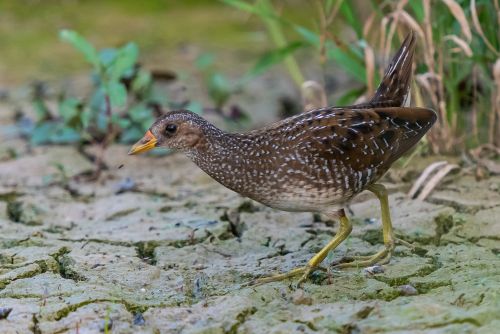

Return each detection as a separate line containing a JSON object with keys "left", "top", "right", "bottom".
{"left": 0, "top": 141, "right": 499, "bottom": 333}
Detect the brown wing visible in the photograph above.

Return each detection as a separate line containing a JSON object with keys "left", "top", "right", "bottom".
{"left": 296, "top": 106, "right": 436, "bottom": 177}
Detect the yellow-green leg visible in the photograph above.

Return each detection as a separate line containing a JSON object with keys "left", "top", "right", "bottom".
{"left": 250, "top": 209, "right": 353, "bottom": 286}
{"left": 334, "top": 183, "right": 411, "bottom": 269}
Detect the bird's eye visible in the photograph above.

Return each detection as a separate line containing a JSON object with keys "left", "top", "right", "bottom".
{"left": 165, "top": 124, "right": 177, "bottom": 135}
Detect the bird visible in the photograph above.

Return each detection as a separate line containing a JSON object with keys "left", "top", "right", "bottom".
{"left": 129, "top": 31, "right": 436, "bottom": 286}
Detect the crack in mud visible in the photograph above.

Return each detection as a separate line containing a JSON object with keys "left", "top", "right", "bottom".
{"left": 31, "top": 313, "right": 41, "bottom": 334}
{"left": 225, "top": 307, "right": 257, "bottom": 334}
{"left": 428, "top": 197, "right": 500, "bottom": 214}
{"left": 0, "top": 260, "right": 55, "bottom": 291}
{"left": 373, "top": 256, "right": 442, "bottom": 288}
{"left": 135, "top": 241, "right": 158, "bottom": 265}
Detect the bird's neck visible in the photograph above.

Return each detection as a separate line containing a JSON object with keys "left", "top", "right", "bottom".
{"left": 185, "top": 126, "right": 257, "bottom": 195}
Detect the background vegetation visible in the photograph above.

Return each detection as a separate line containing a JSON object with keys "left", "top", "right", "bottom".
{"left": 1, "top": 0, "right": 499, "bottom": 159}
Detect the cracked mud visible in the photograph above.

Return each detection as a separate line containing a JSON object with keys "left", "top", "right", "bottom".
{"left": 0, "top": 136, "right": 499, "bottom": 333}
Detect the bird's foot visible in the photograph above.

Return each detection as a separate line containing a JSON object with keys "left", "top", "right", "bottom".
{"left": 333, "top": 242, "right": 395, "bottom": 269}
{"left": 247, "top": 265, "right": 326, "bottom": 287}
{"left": 332, "top": 238, "right": 419, "bottom": 268}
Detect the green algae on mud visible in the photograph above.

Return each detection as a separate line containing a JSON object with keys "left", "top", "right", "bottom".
{"left": 0, "top": 145, "right": 499, "bottom": 332}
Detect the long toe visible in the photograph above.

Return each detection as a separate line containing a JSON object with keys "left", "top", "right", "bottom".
{"left": 395, "top": 238, "right": 415, "bottom": 249}
{"left": 333, "top": 245, "right": 393, "bottom": 269}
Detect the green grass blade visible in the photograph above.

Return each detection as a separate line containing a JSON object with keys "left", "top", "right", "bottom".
{"left": 243, "top": 41, "right": 305, "bottom": 81}
{"left": 339, "top": 1, "right": 362, "bottom": 38}
{"left": 294, "top": 26, "right": 366, "bottom": 83}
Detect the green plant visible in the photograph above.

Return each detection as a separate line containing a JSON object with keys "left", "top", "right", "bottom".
{"left": 28, "top": 27, "right": 304, "bottom": 154}
{"left": 222, "top": 0, "right": 376, "bottom": 105}
{"left": 222, "top": 0, "right": 500, "bottom": 152}
{"left": 32, "top": 31, "right": 150, "bottom": 144}
{"left": 365, "top": 0, "right": 500, "bottom": 152}
{"left": 193, "top": 42, "right": 305, "bottom": 118}
{"left": 27, "top": 30, "right": 173, "bottom": 174}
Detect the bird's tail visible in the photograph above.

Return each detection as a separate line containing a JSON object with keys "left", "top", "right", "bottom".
{"left": 368, "top": 31, "right": 417, "bottom": 108}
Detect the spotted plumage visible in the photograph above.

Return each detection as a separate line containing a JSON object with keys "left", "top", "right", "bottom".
{"left": 129, "top": 31, "right": 437, "bottom": 285}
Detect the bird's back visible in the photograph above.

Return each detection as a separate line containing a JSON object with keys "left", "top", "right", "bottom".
{"left": 233, "top": 105, "right": 435, "bottom": 211}
{"left": 189, "top": 31, "right": 436, "bottom": 212}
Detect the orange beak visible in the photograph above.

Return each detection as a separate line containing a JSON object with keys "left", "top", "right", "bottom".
{"left": 128, "top": 130, "right": 158, "bottom": 155}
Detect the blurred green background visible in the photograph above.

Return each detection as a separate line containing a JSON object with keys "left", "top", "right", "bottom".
{"left": 0, "top": 0, "right": 310, "bottom": 85}
{"left": 0, "top": 0, "right": 498, "bottom": 156}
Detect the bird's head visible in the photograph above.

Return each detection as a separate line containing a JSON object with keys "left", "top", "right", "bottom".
{"left": 128, "top": 110, "right": 208, "bottom": 155}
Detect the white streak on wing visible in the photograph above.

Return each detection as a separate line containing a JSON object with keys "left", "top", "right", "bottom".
{"left": 403, "top": 90, "right": 411, "bottom": 107}
{"left": 367, "top": 168, "right": 372, "bottom": 180}
{"left": 388, "top": 46, "right": 407, "bottom": 76}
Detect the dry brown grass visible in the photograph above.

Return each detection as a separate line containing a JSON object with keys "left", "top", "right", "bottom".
{"left": 361, "top": 0, "right": 499, "bottom": 153}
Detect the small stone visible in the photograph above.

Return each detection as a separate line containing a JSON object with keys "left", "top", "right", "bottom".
{"left": 398, "top": 284, "right": 418, "bottom": 296}
{"left": 0, "top": 307, "right": 13, "bottom": 320}
{"left": 292, "top": 289, "right": 313, "bottom": 305}
{"left": 133, "top": 313, "right": 146, "bottom": 326}
{"left": 140, "top": 288, "right": 146, "bottom": 293}
{"left": 364, "top": 217, "right": 378, "bottom": 225}
{"left": 114, "top": 177, "right": 136, "bottom": 194}
{"left": 489, "top": 183, "right": 499, "bottom": 192}
{"left": 363, "top": 265, "right": 384, "bottom": 276}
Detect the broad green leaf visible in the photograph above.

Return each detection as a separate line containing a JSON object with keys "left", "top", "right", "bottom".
{"left": 32, "top": 100, "right": 51, "bottom": 122}
{"left": 96, "top": 109, "right": 108, "bottom": 131}
{"left": 30, "top": 122, "right": 55, "bottom": 145}
{"left": 109, "top": 42, "right": 139, "bottom": 81}
{"left": 31, "top": 122, "right": 80, "bottom": 145}
{"left": 195, "top": 53, "right": 215, "bottom": 70}
{"left": 59, "top": 30, "right": 99, "bottom": 68}
{"left": 131, "top": 70, "right": 152, "bottom": 93}
{"left": 89, "top": 88, "right": 106, "bottom": 114}
{"left": 120, "top": 126, "right": 145, "bottom": 143}
{"left": 207, "top": 73, "right": 231, "bottom": 107}
{"left": 111, "top": 114, "right": 131, "bottom": 129}
{"left": 128, "top": 104, "right": 152, "bottom": 122}
{"left": 79, "top": 107, "right": 92, "bottom": 129}
{"left": 49, "top": 126, "right": 81, "bottom": 144}
{"left": 244, "top": 41, "right": 305, "bottom": 80}
{"left": 99, "top": 48, "right": 118, "bottom": 67}
{"left": 59, "top": 98, "right": 81, "bottom": 123}
{"left": 105, "top": 81, "right": 127, "bottom": 108}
